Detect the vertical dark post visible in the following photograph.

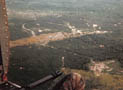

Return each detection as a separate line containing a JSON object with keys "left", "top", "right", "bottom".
{"left": 0, "top": 46, "right": 2, "bottom": 66}
{"left": 0, "top": 0, "right": 10, "bottom": 82}
{"left": 0, "top": 46, "right": 4, "bottom": 82}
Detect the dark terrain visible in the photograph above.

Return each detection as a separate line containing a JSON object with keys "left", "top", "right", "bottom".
{"left": 5, "top": 0, "right": 123, "bottom": 90}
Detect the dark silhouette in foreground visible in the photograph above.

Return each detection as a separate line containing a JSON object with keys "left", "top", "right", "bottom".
{"left": 0, "top": 72, "right": 85, "bottom": 90}
{"left": 52, "top": 73, "right": 85, "bottom": 90}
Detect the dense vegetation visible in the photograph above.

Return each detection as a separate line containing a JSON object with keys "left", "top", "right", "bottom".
{"left": 6, "top": 0, "right": 123, "bottom": 89}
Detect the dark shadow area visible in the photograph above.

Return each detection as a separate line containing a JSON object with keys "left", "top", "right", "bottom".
{"left": 48, "top": 32, "right": 123, "bottom": 69}
{"left": 8, "top": 31, "right": 123, "bottom": 84}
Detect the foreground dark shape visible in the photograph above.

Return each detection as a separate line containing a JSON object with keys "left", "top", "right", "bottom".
{"left": 0, "top": 72, "right": 85, "bottom": 90}
{"left": 52, "top": 73, "right": 85, "bottom": 90}
{"left": 0, "top": 71, "right": 62, "bottom": 90}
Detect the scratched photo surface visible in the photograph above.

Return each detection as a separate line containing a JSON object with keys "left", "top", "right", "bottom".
{"left": 6, "top": 0, "right": 123, "bottom": 90}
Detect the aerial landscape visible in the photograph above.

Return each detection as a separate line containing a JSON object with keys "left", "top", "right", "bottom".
{"left": 5, "top": 0, "right": 123, "bottom": 90}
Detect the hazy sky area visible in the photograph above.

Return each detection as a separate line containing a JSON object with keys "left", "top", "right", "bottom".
{"left": 6, "top": 0, "right": 123, "bottom": 10}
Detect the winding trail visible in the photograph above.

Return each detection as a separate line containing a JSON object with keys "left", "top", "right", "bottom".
{"left": 22, "top": 23, "right": 36, "bottom": 37}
